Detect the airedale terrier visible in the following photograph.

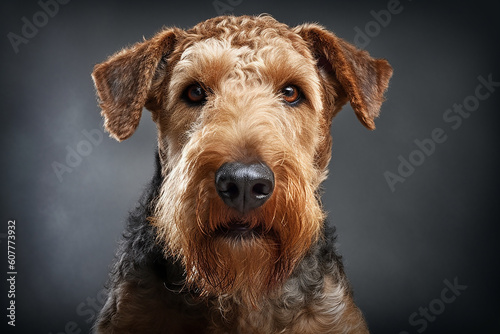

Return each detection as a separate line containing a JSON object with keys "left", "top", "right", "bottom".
{"left": 91, "top": 15, "right": 392, "bottom": 334}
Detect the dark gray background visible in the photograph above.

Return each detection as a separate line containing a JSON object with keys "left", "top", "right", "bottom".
{"left": 1, "top": 0, "right": 499, "bottom": 333}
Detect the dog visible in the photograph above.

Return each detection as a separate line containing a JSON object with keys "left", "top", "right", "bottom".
{"left": 91, "top": 14, "right": 392, "bottom": 333}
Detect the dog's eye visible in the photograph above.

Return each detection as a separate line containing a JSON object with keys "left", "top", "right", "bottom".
{"left": 184, "top": 84, "right": 207, "bottom": 104}
{"left": 281, "top": 86, "right": 301, "bottom": 105}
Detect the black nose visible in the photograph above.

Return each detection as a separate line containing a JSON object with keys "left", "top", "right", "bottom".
{"left": 215, "top": 162, "right": 274, "bottom": 214}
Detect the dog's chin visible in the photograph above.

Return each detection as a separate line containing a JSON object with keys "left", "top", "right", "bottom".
{"left": 192, "top": 220, "right": 281, "bottom": 304}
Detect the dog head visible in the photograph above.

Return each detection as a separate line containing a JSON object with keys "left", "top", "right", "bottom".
{"left": 92, "top": 15, "right": 392, "bottom": 304}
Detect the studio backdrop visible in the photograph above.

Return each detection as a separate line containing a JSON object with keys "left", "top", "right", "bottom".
{"left": 1, "top": 0, "right": 499, "bottom": 333}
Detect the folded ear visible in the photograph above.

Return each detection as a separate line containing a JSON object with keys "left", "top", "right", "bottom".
{"left": 295, "top": 24, "right": 393, "bottom": 129}
{"left": 91, "top": 29, "right": 178, "bottom": 141}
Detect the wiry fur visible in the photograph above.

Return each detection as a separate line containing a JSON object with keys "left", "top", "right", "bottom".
{"left": 92, "top": 15, "right": 392, "bottom": 333}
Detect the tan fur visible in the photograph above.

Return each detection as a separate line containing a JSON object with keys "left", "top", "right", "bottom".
{"left": 92, "top": 14, "right": 392, "bottom": 333}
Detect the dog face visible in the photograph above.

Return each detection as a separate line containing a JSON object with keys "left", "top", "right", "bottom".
{"left": 92, "top": 15, "right": 392, "bottom": 304}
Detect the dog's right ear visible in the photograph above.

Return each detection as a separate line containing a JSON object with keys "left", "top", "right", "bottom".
{"left": 92, "top": 29, "right": 178, "bottom": 141}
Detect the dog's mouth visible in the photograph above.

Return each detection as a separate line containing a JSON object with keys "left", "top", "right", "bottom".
{"left": 214, "top": 221, "right": 264, "bottom": 239}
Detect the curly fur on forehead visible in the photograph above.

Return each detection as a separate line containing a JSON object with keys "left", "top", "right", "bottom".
{"left": 185, "top": 15, "right": 308, "bottom": 50}
{"left": 169, "top": 14, "right": 320, "bottom": 88}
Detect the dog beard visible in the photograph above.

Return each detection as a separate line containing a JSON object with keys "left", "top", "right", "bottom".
{"left": 179, "top": 176, "right": 320, "bottom": 307}
{"left": 184, "top": 231, "right": 282, "bottom": 307}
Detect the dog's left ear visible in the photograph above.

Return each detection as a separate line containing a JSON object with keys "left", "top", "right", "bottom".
{"left": 295, "top": 24, "right": 393, "bottom": 130}
{"left": 92, "top": 29, "right": 178, "bottom": 141}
